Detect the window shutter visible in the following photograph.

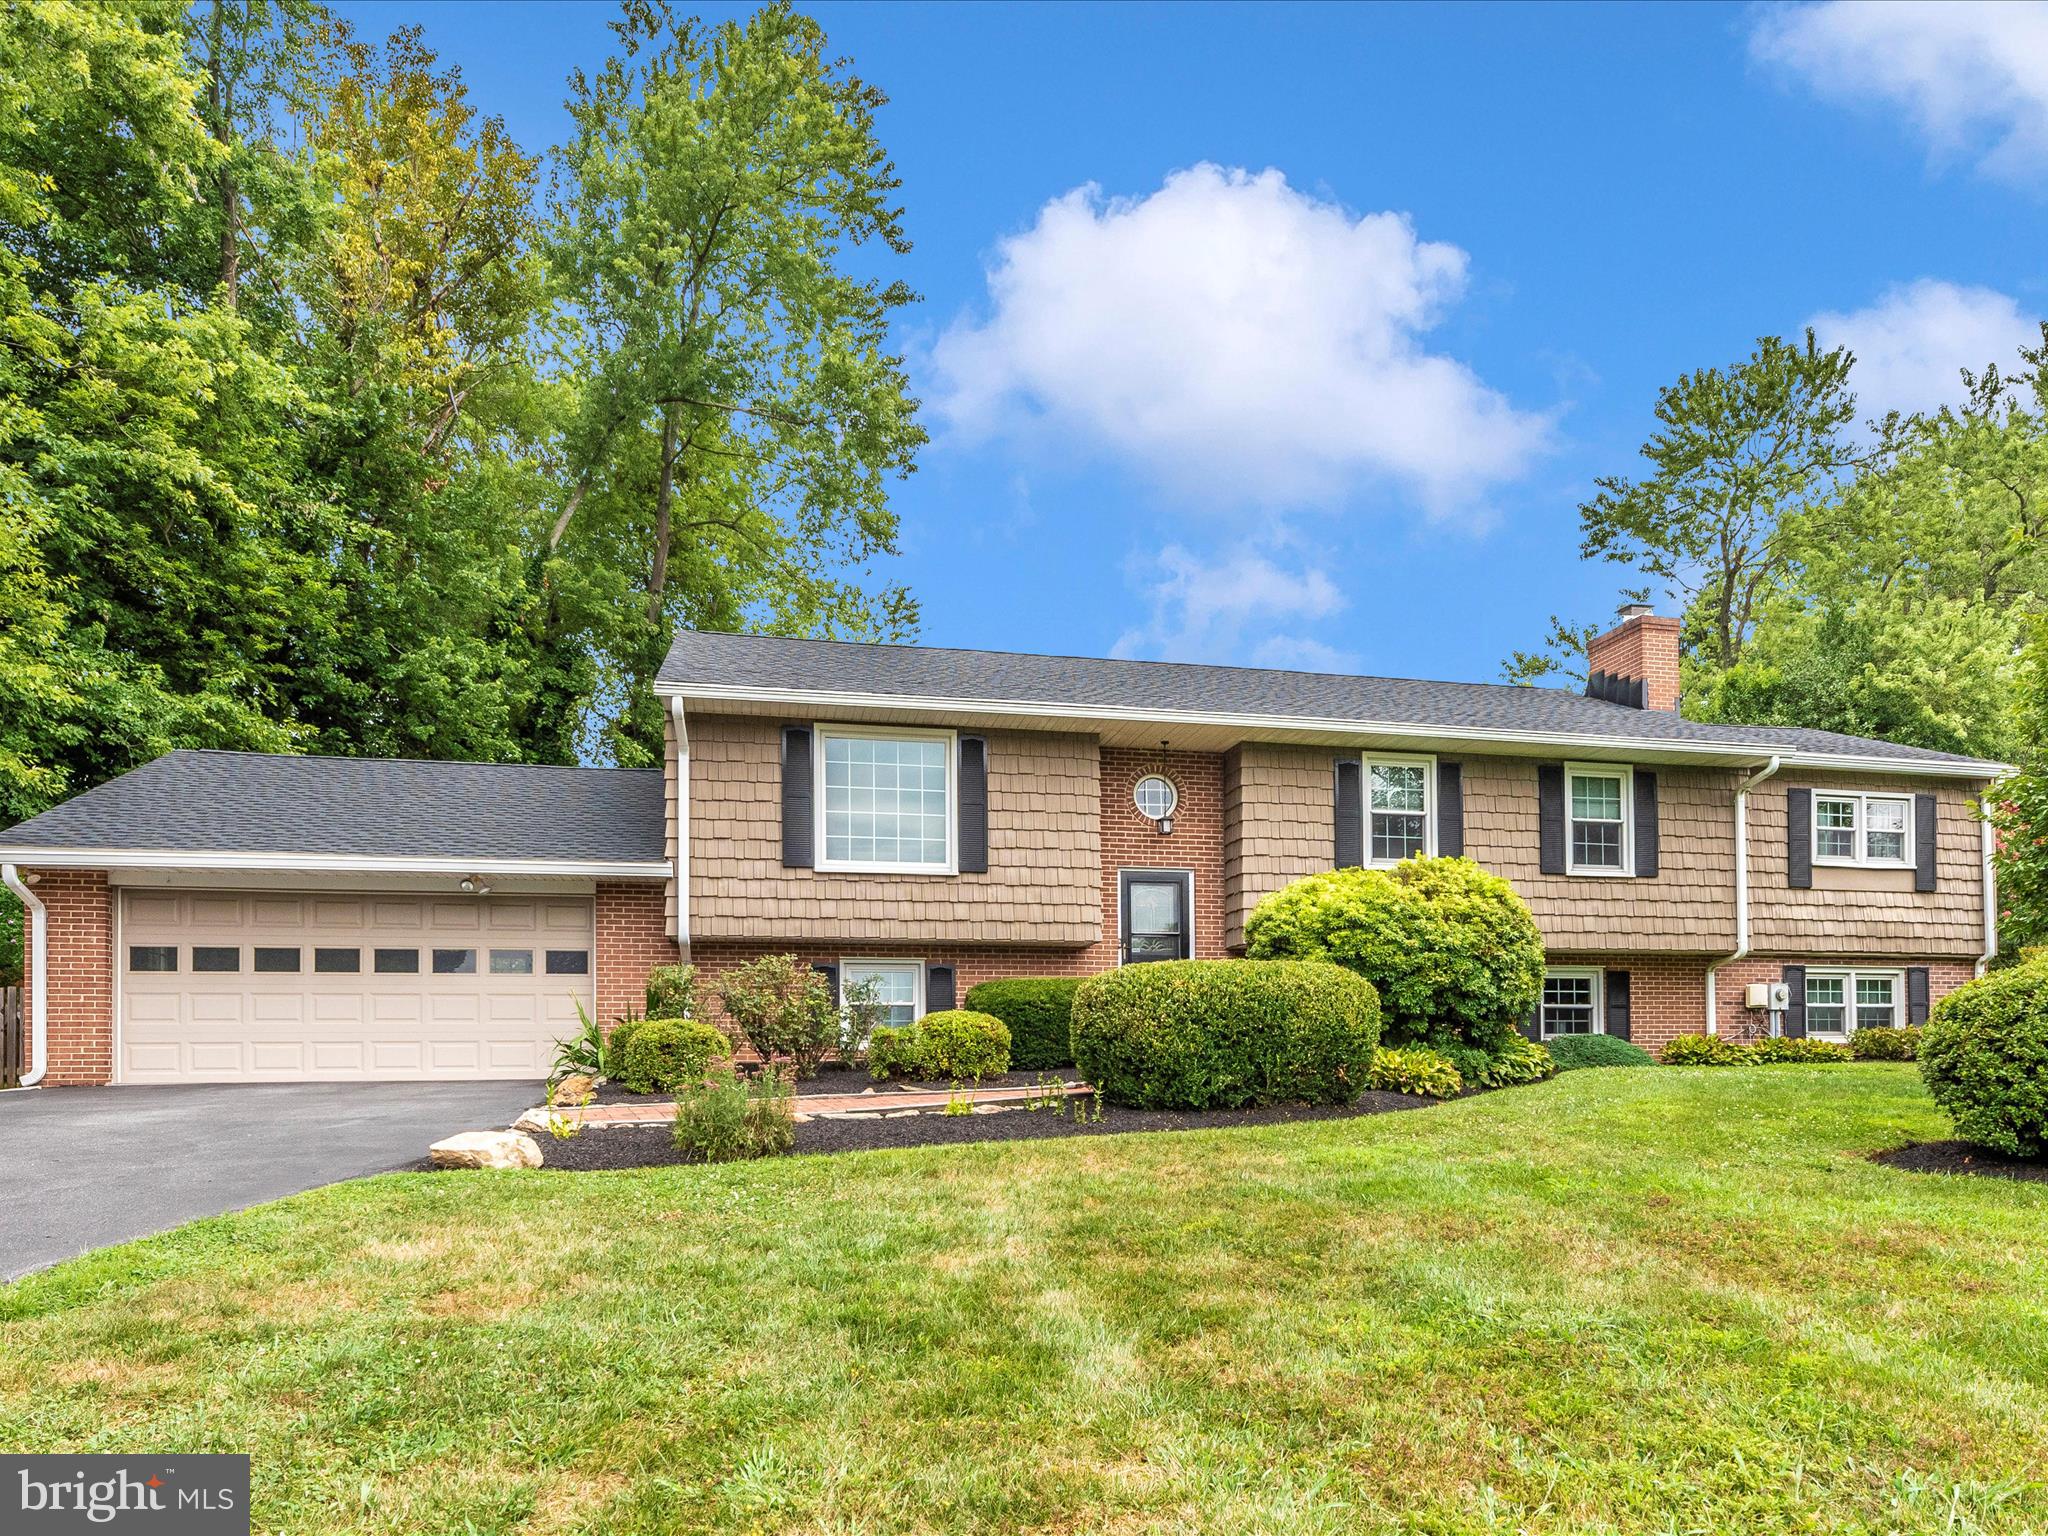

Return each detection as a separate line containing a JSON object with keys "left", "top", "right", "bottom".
{"left": 1906, "top": 966, "right": 1930, "bottom": 1025}
{"left": 924, "top": 963, "right": 956, "bottom": 1014}
{"left": 1334, "top": 759, "right": 1363, "bottom": 869}
{"left": 812, "top": 962, "right": 839, "bottom": 1005}
{"left": 1782, "top": 964, "right": 1806, "bottom": 1038}
{"left": 1437, "top": 761, "right": 1464, "bottom": 858}
{"left": 1786, "top": 787, "right": 1812, "bottom": 889}
{"left": 957, "top": 736, "right": 989, "bottom": 874}
{"left": 1633, "top": 770, "right": 1659, "bottom": 879}
{"left": 781, "top": 725, "right": 814, "bottom": 869}
{"left": 1914, "top": 793, "right": 1937, "bottom": 892}
{"left": 1537, "top": 764, "right": 1566, "bottom": 876}
{"left": 1604, "top": 969, "right": 1631, "bottom": 1041}
{"left": 1523, "top": 999, "right": 1542, "bottom": 1043}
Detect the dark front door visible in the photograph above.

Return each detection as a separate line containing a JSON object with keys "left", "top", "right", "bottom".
{"left": 1119, "top": 870, "right": 1192, "bottom": 963}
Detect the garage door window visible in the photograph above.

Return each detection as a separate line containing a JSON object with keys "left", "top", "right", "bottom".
{"left": 546, "top": 950, "right": 588, "bottom": 975}
{"left": 192, "top": 946, "right": 240, "bottom": 973}
{"left": 490, "top": 949, "right": 533, "bottom": 975}
{"left": 130, "top": 946, "right": 177, "bottom": 972}
{"left": 314, "top": 947, "right": 360, "bottom": 973}
{"left": 374, "top": 948, "right": 418, "bottom": 973}
{"left": 433, "top": 948, "right": 476, "bottom": 975}
{"left": 254, "top": 947, "right": 301, "bottom": 973}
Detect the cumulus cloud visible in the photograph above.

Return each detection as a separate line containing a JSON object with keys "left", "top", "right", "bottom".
{"left": 1808, "top": 279, "right": 2040, "bottom": 419}
{"left": 1111, "top": 545, "right": 1354, "bottom": 668}
{"left": 929, "top": 164, "right": 1550, "bottom": 515}
{"left": 1752, "top": 1, "right": 2048, "bottom": 178}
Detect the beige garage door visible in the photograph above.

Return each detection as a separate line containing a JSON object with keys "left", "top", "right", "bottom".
{"left": 120, "top": 889, "right": 595, "bottom": 1083}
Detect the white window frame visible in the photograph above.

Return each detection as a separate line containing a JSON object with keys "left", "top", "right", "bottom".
{"left": 1565, "top": 762, "right": 1634, "bottom": 878}
{"left": 1362, "top": 752, "right": 1436, "bottom": 866}
{"left": 839, "top": 958, "right": 925, "bottom": 1031}
{"left": 1811, "top": 791, "right": 1914, "bottom": 869}
{"left": 814, "top": 723, "right": 958, "bottom": 875}
{"left": 1539, "top": 966, "right": 1604, "bottom": 1040}
{"left": 1132, "top": 774, "right": 1178, "bottom": 822}
{"left": 1803, "top": 967, "right": 1902, "bottom": 1039}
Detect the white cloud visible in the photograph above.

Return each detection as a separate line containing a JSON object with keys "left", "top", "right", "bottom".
{"left": 1112, "top": 544, "right": 1354, "bottom": 668}
{"left": 930, "top": 164, "right": 1550, "bottom": 515}
{"left": 1808, "top": 279, "right": 2040, "bottom": 419}
{"left": 1752, "top": 1, "right": 2048, "bottom": 178}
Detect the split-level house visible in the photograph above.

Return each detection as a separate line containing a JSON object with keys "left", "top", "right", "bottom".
{"left": 0, "top": 608, "right": 2003, "bottom": 1085}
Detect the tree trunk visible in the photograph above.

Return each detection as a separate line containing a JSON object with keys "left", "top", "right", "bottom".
{"left": 645, "top": 408, "right": 679, "bottom": 625}
{"left": 219, "top": 167, "right": 239, "bottom": 309}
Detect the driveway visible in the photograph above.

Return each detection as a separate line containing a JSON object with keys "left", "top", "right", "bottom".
{"left": 0, "top": 1081, "right": 543, "bottom": 1281}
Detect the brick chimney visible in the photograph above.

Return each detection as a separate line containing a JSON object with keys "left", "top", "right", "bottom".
{"left": 1585, "top": 603, "right": 1680, "bottom": 712}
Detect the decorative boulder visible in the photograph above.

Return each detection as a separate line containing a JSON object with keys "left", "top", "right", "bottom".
{"left": 550, "top": 1073, "right": 596, "bottom": 1105}
{"left": 430, "top": 1130, "right": 543, "bottom": 1170}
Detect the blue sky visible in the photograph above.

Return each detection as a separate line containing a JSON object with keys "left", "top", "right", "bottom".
{"left": 343, "top": 0, "right": 2046, "bottom": 683}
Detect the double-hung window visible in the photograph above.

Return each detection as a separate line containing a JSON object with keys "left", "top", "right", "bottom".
{"left": 1539, "top": 968, "right": 1602, "bottom": 1038}
{"left": 817, "top": 727, "right": 955, "bottom": 873}
{"left": 1566, "top": 764, "right": 1632, "bottom": 875}
{"left": 840, "top": 960, "right": 922, "bottom": 1031}
{"left": 1812, "top": 792, "right": 1912, "bottom": 867}
{"left": 1366, "top": 755, "right": 1434, "bottom": 863}
{"left": 1804, "top": 968, "right": 1900, "bottom": 1038}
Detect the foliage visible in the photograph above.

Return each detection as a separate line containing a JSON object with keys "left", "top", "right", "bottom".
{"left": 865, "top": 1024, "right": 925, "bottom": 1082}
{"left": 1243, "top": 858, "right": 1544, "bottom": 1055}
{"left": 1662, "top": 1034, "right": 1751, "bottom": 1065}
{"left": 963, "top": 977, "right": 1081, "bottom": 1070}
{"left": 1071, "top": 959, "right": 1380, "bottom": 1111}
{"left": 603, "top": 1013, "right": 645, "bottom": 1077}
{"left": 914, "top": 1010, "right": 1011, "bottom": 1081}
{"left": 669, "top": 1065, "right": 794, "bottom": 1162}
{"left": 1850, "top": 1025, "right": 1923, "bottom": 1062}
{"left": 713, "top": 954, "right": 838, "bottom": 1079}
{"left": 1664, "top": 1033, "right": 1853, "bottom": 1065}
{"left": 551, "top": 1001, "right": 608, "bottom": 1080}
{"left": 836, "top": 973, "right": 889, "bottom": 1066}
{"left": 644, "top": 964, "right": 697, "bottom": 1021}
{"left": 1545, "top": 1034, "right": 1657, "bottom": 1071}
{"left": 1365, "top": 1046, "right": 1464, "bottom": 1099}
{"left": 1920, "top": 962, "right": 2048, "bottom": 1158}
{"left": 1469, "top": 1035, "right": 1558, "bottom": 1087}
{"left": 618, "top": 1018, "right": 731, "bottom": 1096}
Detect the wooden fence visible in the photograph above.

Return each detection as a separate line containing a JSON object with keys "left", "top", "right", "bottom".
{"left": 1, "top": 986, "right": 20, "bottom": 1088}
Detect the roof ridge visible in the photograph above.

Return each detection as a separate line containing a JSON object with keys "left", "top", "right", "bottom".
{"left": 166, "top": 748, "right": 661, "bottom": 776}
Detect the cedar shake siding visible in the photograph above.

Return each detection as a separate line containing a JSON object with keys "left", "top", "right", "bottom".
{"left": 1223, "top": 744, "right": 1336, "bottom": 950}
{"left": 684, "top": 713, "right": 1101, "bottom": 946}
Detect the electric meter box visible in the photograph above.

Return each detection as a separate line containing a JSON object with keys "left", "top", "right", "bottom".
{"left": 1745, "top": 981, "right": 1792, "bottom": 1011}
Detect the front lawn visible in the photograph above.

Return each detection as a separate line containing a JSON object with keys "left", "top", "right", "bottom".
{"left": 4, "top": 1066, "right": 2046, "bottom": 1534}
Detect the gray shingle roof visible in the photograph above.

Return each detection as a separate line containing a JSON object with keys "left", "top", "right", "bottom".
{"left": 657, "top": 629, "right": 2002, "bottom": 771}
{"left": 0, "top": 751, "right": 668, "bottom": 863}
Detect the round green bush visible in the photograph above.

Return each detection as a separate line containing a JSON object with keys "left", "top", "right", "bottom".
{"left": 1545, "top": 1034, "right": 1655, "bottom": 1071}
{"left": 915, "top": 1010, "right": 1012, "bottom": 1079}
{"left": 1243, "top": 857, "right": 1544, "bottom": 1055}
{"left": 604, "top": 1015, "right": 647, "bottom": 1078}
{"left": 1071, "top": 959, "right": 1381, "bottom": 1110}
{"left": 619, "top": 1018, "right": 733, "bottom": 1095}
{"left": 1920, "top": 964, "right": 2048, "bottom": 1158}
{"left": 963, "top": 977, "right": 1082, "bottom": 1070}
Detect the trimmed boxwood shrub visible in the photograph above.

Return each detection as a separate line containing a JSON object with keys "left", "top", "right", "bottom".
{"left": 915, "top": 1010, "right": 1011, "bottom": 1080}
{"left": 619, "top": 1018, "right": 732, "bottom": 1095}
{"left": 604, "top": 1014, "right": 647, "bottom": 1079}
{"left": 1546, "top": 1034, "right": 1656, "bottom": 1071}
{"left": 1920, "top": 963, "right": 2048, "bottom": 1158}
{"left": 1243, "top": 858, "right": 1544, "bottom": 1055}
{"left": 867, "top": 1025, "right": 926, "bottom": 1081}
{"left": 1850, "top": 1025, "right": 1922, "bottom": 1061}
{"left": 1071, "top": 959, "right": 1380, "bottom": 1110}
{"left": 1366, "top": 1045, "right": 1462, "bottom": 1099}
{"left": 963, "top": 978, "right": 1082, "bottom": 1070}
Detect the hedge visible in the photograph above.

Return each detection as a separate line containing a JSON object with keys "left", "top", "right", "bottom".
{"left": 963, "top": 977, "right": 1081, "bottom": 1069}
{"left": 916, "top": 1010, "right": 1011, "bottom": 1080}
{"left": 1545, "top": 1034, "right": 1655, "bottom": 1070}
{"left": 1920, "top": 963, "right": 2048, "bottom": 1158}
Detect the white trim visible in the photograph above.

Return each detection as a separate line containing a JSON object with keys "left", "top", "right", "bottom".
{"left": 1115, "top": 866, "right": 1195, "bottom": 965}
{"left": 1801, "top": 966, "right": 1903, "bottom": 1039}
{"left": 0, "top": 850, "right": 671, "bottom": 879}
{"left": 1565, "top": 762, "right": 1634, "bottom": 878}
{"left": 2, "top": 863, "right": 47, "bottom": 1087}
{"left": 652, "top": 679, "right": 2008, "bottom": 780}
{"left": 671, "top": 696, "right": 690, "bottom": 945}
{"left": 1539, "top": 966, "right": 1604, "bottom": 1040}
{"left": 1708, "top": 755, "right": 1783, "bottom": 1034}
{"left": 1811, "top": 790, "right": 1915, "bottom": 869}
{"left": 812, "top": 723, "right": 958, "bottom": 876}
{"left": 1362, "top": 751, "right": 1436, "bottom": 865}
{"left": 1132, "top": 773, "right": 1178, "bottom": 822}
{"left": 838, "top": 957, "right": 925, "bottom": 1027}
{"left": 1981, "top": 812, "right": 1998, "bottom": 977}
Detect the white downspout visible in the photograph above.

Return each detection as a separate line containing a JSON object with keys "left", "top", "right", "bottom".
{"left": 1979, "top": 811, "right": 1998, "bottom": 977}
{"left": 1705, "top": 756, "right": 1782, "bottom": 1036}
{"left": 3, "top": 863, "right": 47, "bottom": 1087}
{"left": 670, "top": 695, "right": 690, "bottom": 949}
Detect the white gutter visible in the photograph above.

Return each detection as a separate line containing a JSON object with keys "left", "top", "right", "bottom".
{"left": 671, "top": 695, "right": 690, "bottom": 946}
{"left": 3, "top": 862, "right": 47, "bottom": 1087}
{"left": 0, "top": 850, "right": 671, "bottom": 880}
{"left": 1979, "top": 811, "right": 1998, "bottom": 977}
{"left": 1704, "top": 756, "right": 1782, "bottom": 1036}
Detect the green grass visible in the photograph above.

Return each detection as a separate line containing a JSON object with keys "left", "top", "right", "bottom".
{"left": 4, "top": 1066, "right": 2047, "bottom": 1534}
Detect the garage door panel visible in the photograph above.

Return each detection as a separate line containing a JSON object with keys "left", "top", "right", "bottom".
{"left": 128, "top": 894, "right": 182, "bottom": 926}
{"left": 371, "top": 899, "right": 421, "bottom": 929}
{"left": 252, "top": 995, "right": 304, "bottom": 1025}
{"left": 372, "top": 1040, "right": 424, "bottom": 1072}
{"left": 189, "top": 895, "right": 244, "bottom": 926}
{"left": 429, "top": 901, "right": 480, "bottom": 930}
{"left": 250, "top": 1041, "right": 306, "bottom": 1073}
{"left": 488, "top": 901, "right": 535, "bottom": 930}
{"left": 191, "top": 1041, "right": 247, "bottom": 1073}
{"left": 311, "top": 993, "right": 363, "bottom": 1024}
{"left": 250, "top": 897, "right": 305, "bottom": 927}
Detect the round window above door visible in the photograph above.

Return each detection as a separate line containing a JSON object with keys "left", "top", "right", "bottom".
{"left": 1133, "top": 775, "right": 1178, "bottom": 821}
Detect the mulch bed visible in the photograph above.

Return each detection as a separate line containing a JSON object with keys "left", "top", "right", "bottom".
{"left": 1869, "top": 1141, "right": 2048, "bottom": 1184}
{"left": 587, "top": 1066, "right": 1067, "bottom": 1106}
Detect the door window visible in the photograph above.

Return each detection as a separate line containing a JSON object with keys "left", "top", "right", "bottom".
{"left": 1121, "top": 871, "right": 1191, "bottom": 963}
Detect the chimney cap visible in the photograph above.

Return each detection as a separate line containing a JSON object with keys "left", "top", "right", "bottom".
{"left": 1616, "top": 602, "right": 1654, "bottom": 621}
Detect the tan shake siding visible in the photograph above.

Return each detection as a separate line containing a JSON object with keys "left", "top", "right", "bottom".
{"left": 686, "top": 713, "right": 1100, "bottom": 946}
{"left": 1222, "top": 744, "right": 1335, "bottom": 950}
{"left": 1748, "top": 772, "right": 1989, "bottom": 957}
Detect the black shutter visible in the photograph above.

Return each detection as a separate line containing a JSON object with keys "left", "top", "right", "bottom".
{"left": 1523, "top": 998, "right": 1542, "bottom": 1043}
{"left": 1537, "top": 764, "right": 1566, "bottom": 876}
{"left": 781, "top": 725, "right": 814, "bottom": 868}
{"left": 812, "top": 962, "right": 840, "bottom": 1005}
{"left": 1782, "top": 964, "right": 1807, "bottom": 1038}
{"left": 1906, "top": 966, "right": 1930, "bottom": 1025}
{"left": 1437, "top": 761, "right": 1464, "bottom": 858}
{"left": 1634, "top": 770, "right": 1659, "bottom": 879}
{"left": 1604, "top": 969, "right": 1631, "bottom": 1041}
{"left": 1914, "top": 793, "right": 1937, "bottom": 892}
{"left": 1787, "top": 787, "right": 1812, "bottom": 889}
{"left": 924, "top": 963, "right": 956, "bottom": 1014}
{"left": 958, "top": 736, "right": 989, "bottom": 874}
{"left": 1334, "top": 759, "right": 1363, "bottom": 869}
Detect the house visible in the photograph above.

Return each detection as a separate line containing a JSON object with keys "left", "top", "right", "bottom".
{"left": 0, "top": 608, "right": 2002, "bottom": 1085}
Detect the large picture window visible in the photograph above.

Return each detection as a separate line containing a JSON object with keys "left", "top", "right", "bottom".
{"left": 1539, "top": 969, "right": 1602, "bottom": 1038}
{"left": 1812, "top": 792, "right": 1913, "bottom": 867}
{"left": 1805, "top": 969, "right": 1900, "bottom": 1038}
{"left": 1566, "top": 764, "right": 1632, "bottom": 876}
{"left": 1366, "top": 755, "right": 1434, "bottom": 863}
{"left": 818, "top": 728, "right": 954, "bottom": 872}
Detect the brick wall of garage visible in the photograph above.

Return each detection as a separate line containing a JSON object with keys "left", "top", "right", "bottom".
{"left": 596, "top": 881, "right": 681, "bottom": 1023}
{"left": 22, "top": 868, "right": 114, "bottom": 1085}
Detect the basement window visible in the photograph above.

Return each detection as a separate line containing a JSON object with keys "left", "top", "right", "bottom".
{"left": 1539, "top": 968, "right": 1603, "bottom": 1038}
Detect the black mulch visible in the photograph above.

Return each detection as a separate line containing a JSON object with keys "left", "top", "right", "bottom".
{"left": 1869, "top": 1141, "right": 2048, "bottom": 1184}
{"left": 586, "top": 1066, "right": 1068, "bottom": 1106}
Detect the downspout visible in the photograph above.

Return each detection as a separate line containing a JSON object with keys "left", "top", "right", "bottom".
{"left": 2, "top": 863, "right": 47, "bottom": 1087}
{"left": 1705, "top": 756, "right": 1782, "bottom": 1036}
{"left": 670, "top": 695, "right": 690, "bottom": 950}
{"left": 1979, "top": 811, "right": 1998, "bottom": 977}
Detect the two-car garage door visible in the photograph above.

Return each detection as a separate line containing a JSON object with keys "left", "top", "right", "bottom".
{"left": 119, "top": 889, "right": 595, "bottom": 1082}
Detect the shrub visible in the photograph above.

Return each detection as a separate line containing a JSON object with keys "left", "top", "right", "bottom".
{"left": 1920, "top": 963, "right": 2048, "bottom": 1158}
{"left": 604, "top": 1013, "right": 647, "bottom": 1078}
{"left": 671, "top": 1067, "right": 795, "bottom": 1162}
{"left": 1366, "top": 1045, "right": 1463, "bottom": 1099}
{"left": 1850, "top": 1025, "right": 1923, "bottom": 1061}
{"left": 645, "top": 964, "right": 698, "bottom": 1020}
{"left": 1662, "top": 1034, "right": 1749, "bottom": 1065}
{"left": 619, "top": 1018, "right": 732, "bottom": 1095}
{"left": 837, "top": 974, "right": 890, "bottom": 1067}
{"left": 715, "top": 954, "right": 839, "bottom": 1079}
{"left": 1472, "top": 1034, "right": 1557, "bottom": 1088}
{"left": 552, "top": 1001, "right": 608, "bottom": 1080}
{"left": 1243, "top": 858, "right": 1545, "bottom": 1055}
{"left": 1545, "top": 1034, "right": 1656, "bottom": 1071}
{"left": 916, "top": 1010, "right": 1012, "bottom": 1080}
{"left": 867, "top": 1024, "right": 927, "bottom": 1081}
{"left": 1747, "top": 1035, "right": 1853, "bottom": 1064}
{"left": 963, "top": 977, "right": 1082, "bottom": 1070}
{"left": 1071, "top": 959, "right": 1380, "bottom": 1110}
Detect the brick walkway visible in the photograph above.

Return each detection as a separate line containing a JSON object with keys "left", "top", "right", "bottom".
{"left": 543, "top": 1080, "right": 1093, "bottom": 1127}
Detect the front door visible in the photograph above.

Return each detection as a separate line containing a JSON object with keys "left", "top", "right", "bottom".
{"left": 1119, "top": 869, "right": 1192, "bottom": 963}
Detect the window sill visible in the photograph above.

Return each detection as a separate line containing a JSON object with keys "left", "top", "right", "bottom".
{"left": 815, "top": 863, "right": 959, "bottom": 877}
{"left": 1812, "top": 858, "right": 1914, "bottom": 871}
{"left": 1565, "top": 866, "right": 1634, "bottom": 879}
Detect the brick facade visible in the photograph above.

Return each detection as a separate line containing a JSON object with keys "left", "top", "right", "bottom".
{"left": 1092, "top": 747, "right": 1226, "bottom": 966}
{"left": 1708, "top": 954, "right": 1977, "bottom": 1042}
{"left": 23, "top": 868, "right": 114, "bottom": 1086}
{"left": 595, "top": 880, "right": 681, "bottom": 1023}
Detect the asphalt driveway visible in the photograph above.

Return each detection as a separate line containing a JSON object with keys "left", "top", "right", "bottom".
{"left": 0, "top": 1080, "right": 543, "bottom": 1281}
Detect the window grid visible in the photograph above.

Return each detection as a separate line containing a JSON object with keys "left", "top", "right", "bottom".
{"left": 820, "top": 731, "right": 952, "bottom": 870}
{"left": 1567, "top": 767, "right": 1629, "bottom": 874}
{"left": 1540, "top": 971, "right": 1601, "bottom": 1038}
{"left": 1133, "top": 775, "right": 1177, "bottom": 821}
{"left": 1804, "top": 969, "right": 1901, "bottom": 1037}
{"left": 1814, "top": 792, "right": 1913, "bottom": 867}
{"left": 841, "top": 961, "right": 921, "bottom": 1031}
{"left": 1367, "top": 758, "right": 1430, "bottom": 863}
